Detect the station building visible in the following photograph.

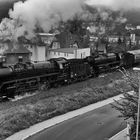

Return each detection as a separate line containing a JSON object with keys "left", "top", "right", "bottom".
{"left": 47, "top": 47, "right": 90, "bottom": 60}
{"left": 3, "top": 43, "right": 31, "bottom": 66}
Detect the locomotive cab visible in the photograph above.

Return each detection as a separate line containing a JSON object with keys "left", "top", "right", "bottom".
{"left": 49, "top": 57, "right": 69, "bottom": 71}
{"left": 48, "top": 57, "right": 70, "bottom": 84}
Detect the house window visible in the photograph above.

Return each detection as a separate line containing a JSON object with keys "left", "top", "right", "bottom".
{"left": 18, "top": 56, "right": 23, "bottom": 62}
{"left": 54, "top": 52, "right": 56, "bottom": 55}
{"left": 81, "top": 53, "right": 82, "bottom": 58}
{"left": 83, "top": 52, "right": 85, "bottom": 57}
{"left": 2, "top": 57, "right": 6, "bottom": 62}
{"left": 64, "top": 53, "right": 67, "bottom": 57}
{"left": 58, "top": 52, "right": 60, "bottom": 56}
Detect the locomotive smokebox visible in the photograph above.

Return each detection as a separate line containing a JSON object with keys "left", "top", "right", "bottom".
{"left": 0, "top": 68, "right": 12, "bottom": 77}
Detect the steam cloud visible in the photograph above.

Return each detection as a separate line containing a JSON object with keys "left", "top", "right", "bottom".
{"left": 0, "top": 0, "right": 86, "bottom": 40}
{"left": 0, "top": 0, "right": 139, "bottom": 41}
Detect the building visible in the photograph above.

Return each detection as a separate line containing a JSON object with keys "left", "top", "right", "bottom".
{"left": 108, "top": 35, "right": 124, "bottom": 43}
{"left": 130, "top": 34, "right": 136, "bottom": 44}
{"left": 47, "top": 48, "right": 90, "bottom": 60}
{"left": 129, "top": 33, "right": 140, "bottom": 46}
{"left": 22, "top": 33, "right": 60, "bottom": 62}
{"left": 37, "top": 33, "right": 56, "bottom": 45}
{"left": 50, "top": 41, "right": 60, "bottom": 49}
{"left": 26, "top": 43, "right": 46, "bottom": 62}
{"left": 136, "top": 25, "right": 140, "bottom": 30}
{"left": 135, "top": 36, "right": 140, "bottom": 45}
{"left": 21, "top": 36, "right": 48, "bottom": 62}
{"left": 3, "top": 43, "right": 31, "bottom": 66}
{"left": 125, "top": 24, "right": 136, "bottom": 31}
{"left": 89, "top": 36, "right": 98, "bottom": 42}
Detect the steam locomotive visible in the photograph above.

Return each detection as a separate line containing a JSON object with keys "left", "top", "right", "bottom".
{"left": 0, "top": 49, "right": 140, "bottom": 99}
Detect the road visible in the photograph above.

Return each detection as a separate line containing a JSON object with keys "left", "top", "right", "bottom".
{"left": 26, "top": 103, "right": 126, "bottom": 140}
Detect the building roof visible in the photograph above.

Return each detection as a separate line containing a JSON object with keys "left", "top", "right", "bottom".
{"left": 38, "top": 33, "right": 55, "bottom": 36}
{"left": 49, "top": 48, "right": 76, "bottom": 54}
{"left": 128, "top": 49, "right": 140, "bottom": 55}
{"left": 49, "top": 48, "right": 89, "bottom": 54}
{"left": 4, "top": 43, "right": 31, "bottom": 54}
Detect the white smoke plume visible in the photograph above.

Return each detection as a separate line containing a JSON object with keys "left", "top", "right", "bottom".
{"left": 8, "top": 0, "right": 86, "bottom": 40}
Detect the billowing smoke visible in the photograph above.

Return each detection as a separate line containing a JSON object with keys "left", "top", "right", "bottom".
{"left": 86, "top": 0, "right": 140, "bottom": 11}
{"left": 0, "top": 0, "right": 135, "bottom": 41}
{"left": 0, "top": 0, "right": 86, "bottom": 40}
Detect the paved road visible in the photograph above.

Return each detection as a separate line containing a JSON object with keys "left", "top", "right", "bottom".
{"left": 26, "top": 103, "right": 126, "bottom": 140}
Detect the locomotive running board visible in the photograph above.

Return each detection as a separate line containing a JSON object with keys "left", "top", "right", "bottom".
{"left": 0, "top": 72, "right": 59, "bottom": 90}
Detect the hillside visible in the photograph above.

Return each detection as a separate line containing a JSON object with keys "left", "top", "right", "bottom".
{"left": 125, "top": 10, "right": 140, "bottom": 25}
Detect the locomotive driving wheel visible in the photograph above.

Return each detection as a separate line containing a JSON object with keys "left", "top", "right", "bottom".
{"left": 45, "top": 81, "right": 50, "bottom": 89}
{"left": 39, "top": 81, "right": 50, "bottom": 91}
{"left": 90, "top": 67, "right": 96, "bottom": 77}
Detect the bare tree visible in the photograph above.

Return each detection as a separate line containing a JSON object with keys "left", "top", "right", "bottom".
{"left": 113, "top": 70, "right": 140, "bottom": 140}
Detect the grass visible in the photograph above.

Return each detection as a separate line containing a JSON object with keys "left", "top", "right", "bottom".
{"left": 0, "top": 71, "right": 131, "bottom": 140}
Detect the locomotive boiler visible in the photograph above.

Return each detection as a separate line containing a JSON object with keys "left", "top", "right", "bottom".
{"left": 0, "top": 58, "right": 69, "bottom": 98}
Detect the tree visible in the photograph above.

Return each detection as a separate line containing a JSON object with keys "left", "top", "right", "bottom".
{"left": 113, "top": 70, "right": 140, "bottom": 140}
{"left": 63, "top": 16, "right": 89, "bottom": 48}
{"left": 117, "top": 37, "right": 122, "bottom": 45}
